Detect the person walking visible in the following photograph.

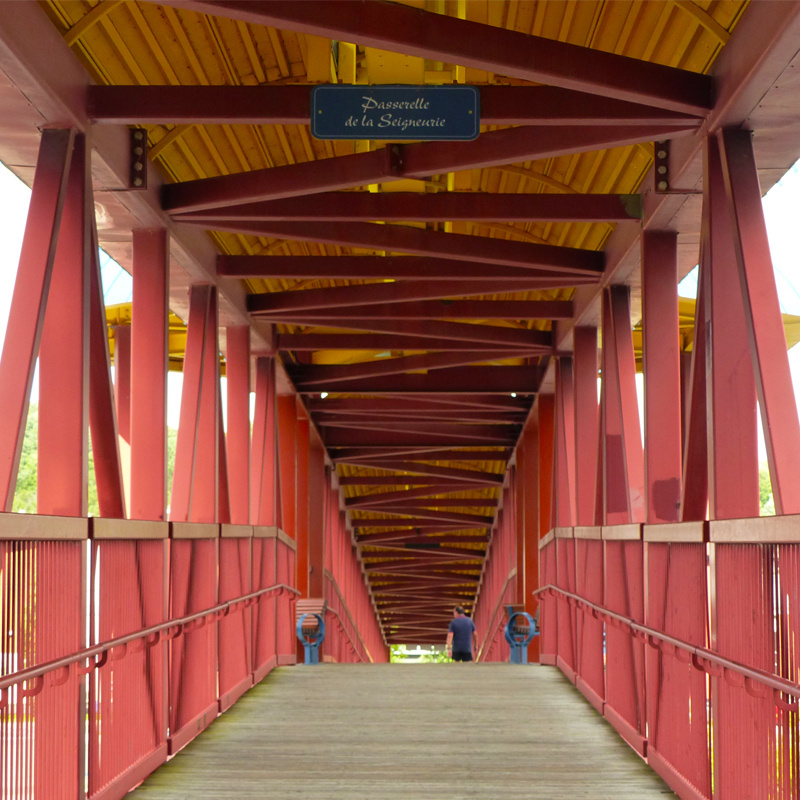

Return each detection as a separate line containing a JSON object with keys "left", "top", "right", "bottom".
{"left": 446, "top": 606, "right": 477, "bottom": 662}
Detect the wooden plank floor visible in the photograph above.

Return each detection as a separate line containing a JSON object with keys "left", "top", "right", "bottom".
{"left": 131, "top": 664, "right": 676, "bottom": 799}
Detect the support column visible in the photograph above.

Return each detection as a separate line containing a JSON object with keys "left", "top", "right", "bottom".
{"left": 642, "top": 231, "right": 682, "bottom": 523}
{"left": 277, "top": 393, "right": 297, "bottom": 537}
{"left": 553, "top": 357, "right": 576, "bottom": 527}
{"left": 718, "top": 129, "right": 800, "bottom": 514}
{"left": 225, "top": 326, "right": 250, "bottom": 524}
{"left": 308, "top": 446, "right": 326, "bottom": 598}
{"left": 538, "top": 395, "right": 555, "bottom": 534}
{"left": 522, "top": 425, "right": 540, "bottom": 661}
{"left": 113, "top": 325, "right": 132, "bottom": 507}
{"left": 0, "top": 129, "right": 74, "bottom": 511}
{"left": 705, "top": 136, "right": 759, "bottom": 519}
{"left": 296, "top": 409, "right": 310, "bottom": 596}
{"left": 574, "top": 327, "right": 599, "bottom": 526}
{"left": 130, "top": 228, "right": 169, "bottom": 521}
{"left": 250, "top": 356, "right": 276, "bottom": 526}
{"left": 38, "top": 133, "right": 89, "bottom": 516}
{"left": 601, "top": 286, "right": 645, "bottom": 524}
{"left": 171, "top": 284, "right": 219, "bottom": 523}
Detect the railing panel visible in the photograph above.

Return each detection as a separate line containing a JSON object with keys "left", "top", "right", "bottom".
{"left": 603, "top": 536, "right": 646, "bottom": 755}
{"left": 714, "top": 543, "right": 776, "bottom": 800}
{"left": 555, "top": 531, "right": 576, "bottom": 679}
{"left": 218, "top": 533, "right": 252, "bottom": 712}
{"left": 645, "top": 539, "right": 710, "bottom": 799}
{"left": 88, "top": 538, "right": 168, "bottom": 800}
{"left": 252, "top": 532, "right": 277, "bottom": 680}
{"left": 168, "top": 536, "right": 218, "bottom": 754}
{"left": 539, "top": 534, "right": 557, "bottom": 664}
{"left": 1, "top": 539, "right": 85, "bottom": 800}
{"left": 575, "top": 532, "right": 604, "bottom": 712}
{"left": 275, "top": 535, "right": 296, "bottom": 665}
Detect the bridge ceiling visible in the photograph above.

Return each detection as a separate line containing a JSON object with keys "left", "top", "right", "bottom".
{"left": 38, "top": 0, "right": 751, "bottom": 644}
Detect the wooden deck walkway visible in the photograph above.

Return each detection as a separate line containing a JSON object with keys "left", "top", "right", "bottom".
{"left": 131, "top": 663, "right": 675, "bottom": 799}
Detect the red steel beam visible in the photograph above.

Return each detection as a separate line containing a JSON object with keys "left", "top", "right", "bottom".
{"left": 249, "top": 282, "right": 576, "bottom": 314}
{"left": 289, "top": 351, "right": 545, "bottom": 388}
{"left": 256, "top": 300, "right": 572, "bottom": 322}
{"left": 312, "top": 396, "right": 529, "bottom": 413}
{"left": 318, "top": 420, "right": 518, "bottom": 441}
{"left": 0, "top": 129, "right": 73, "bottom": 511}
{"left": 318, "top": 412, "right": 525, "bottom": 425}
{"left": 163, "top": 124, "right": 692, "bottom": 213}
{"left": 573, "top": 327, "right": 599, "bottom": 526}
{"left": 210, "top": 221, "right": 604, "bottom": 275}
{"left": 347, "top": 461, "right": 503, "bottom": 485}
{"left": 176, "top": 191, "right": 643, "bottom": 223}
{"left": 294, "top": 365, "right": 542, "bottom": 395}
{"left": 250, "top": 356, "right": 277, "bottom": 525}
{"left": 221, "top": 255, "right": 597, "bottom": 282}
{"left": 321, "top": 428, "right": 517, "bottom": 448}
{"left": 346, "top": 485, "right": 483, "bottom": 508}
{"left": 356, "top": 508, "right": 494, "bottom": 525}
{"left": 88, "top": 84, "right": 703, "bottom": 126}
{"left": 338, "top": 476, "right": 488, "bottom": 486}
{"left": 332, "top": 448, "right": 511, "bottom": 463}
{"left": 280, "top": 334, "right": 544, "bottom": 352}
{"left": 155, "top": 1, "right": 713, "bottom": 114}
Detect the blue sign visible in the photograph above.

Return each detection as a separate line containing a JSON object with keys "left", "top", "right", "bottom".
{"left": 311, "top": 85, "right": 480, "bottom": 141}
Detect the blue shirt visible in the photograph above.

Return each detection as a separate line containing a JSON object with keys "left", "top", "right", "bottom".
{"left": 448, "top": 615, "right": 476, "bottom": 652}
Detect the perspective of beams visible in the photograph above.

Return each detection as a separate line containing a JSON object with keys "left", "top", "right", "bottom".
{"left": 42, "top": 0, "right": 749, "bottom": 644}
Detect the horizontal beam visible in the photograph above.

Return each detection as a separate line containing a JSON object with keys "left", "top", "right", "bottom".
{"left": 343, "top": 461, "right": 504, "bottom": 485}
{"left": 279, "top": 334, "right": 540, "bottom": 352}
{"left": 163, "top": 124, "right": 692, "bottom": 212}
{"left": 318, "top": 412, "right": 526, "bottom": 425}
{"left": 295, "top": 365, "right": 543, "bottom": 395}
{"left": 221, "top": 255, "right": 599, "bottom": 282}
{"left": 88, "top": 84, "right": 703, "bottom": 126}
{"left": 310, "top": 396, "right": 530, "bottom": 413}
{"left": 319, "top": 421, "right": 519, "bottom": 446}
{"left": 176, "top": 191, "right": 643, "bottom": 223}
{"left": 256, "top": 299, "right": 572, "bottom": 322}
{"left": 155, "top": 1, "right": 713, "bottom": 114}
{"left": 321, "top": 429, "right": 518, "bottom": 448}
{"left": 208, "top": 221, "right": 605, "bottom": 275}
{"left": 332, "top": 448, "right": 511, "bottom": 463}
{"left": 337, "top": 476, "right": 488, "bottom": 486}
{"left": 346, "top": 485, "right": 486, "bottom": 508}
{"left": 248, "top": 282, "right": 575, "bottom": 314}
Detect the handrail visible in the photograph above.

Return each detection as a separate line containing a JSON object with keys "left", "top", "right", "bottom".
{"left": 0, "top": 582, "right": 300, "bottom": 693}
{"left": 476, "top": 567, "right": 516, "bottom": 661}
{"left": 323, "top": 569, "right": 373, "bottom": 663}
{"left": 535, "top": 584, "right": 800, "bottom": 701}
{"left": 324, "top": 605, "right": 369, "bottom": 663}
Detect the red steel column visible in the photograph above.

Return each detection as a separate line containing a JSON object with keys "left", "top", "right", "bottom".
{"left": 277, "top": 393, "right": 297, "bottom": 537}
{"left": 171, "top": 285, "right": 219, "bottom": 523}
{"left": 705, "top": 137, "right": 759, "bottom": 519}
{"left": 641, "top": 231, "right": 682, "bottom": 523}
{"left": 574, "top": 326, "right": 599, "bottom": 526}
{"left": 308, "top": 443, "right": 326, "bottom": 598}
{"left": 553, "top": 357, "right": 576, "bottom": 527}
{"left": 522, "top": 425, "right": 540, "bottom": 660}
{"left": 718, "top": 129, "right": 800, "bottom": 514}
{"left": 515, "top": 448, "right": 526, "bottom": 606}
{"left": 38, "top": 133, "right": 89, "bottom": 516}
{"left": 88, "top": 220, "right": 126, "bottom": 519}
{"left": 114, "top": 325, "right": 132, "bottom": 504}
{"left": 225, "top": 326, "right": 251, "bottom": 524}
{"left": 601, "top": 286, "right": 645, "bottom": 524}
{"left": 0, "top": 129, "right": 74, "bottom": 511}
{"left": 538, "top": 395, "right": 555, "bottom": 533}
{"left": 130, "top": 228, "right": 169, "bottom": 521}
{"left": 296, "top": 407, "right": 310, "bottom": 596}
{"left": 251, "top": 356, "right": 276, "bottom": 525}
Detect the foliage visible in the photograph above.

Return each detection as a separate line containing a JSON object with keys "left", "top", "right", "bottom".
{"left": 390, "top": 644, "right": 450, "bottom": 663}
{"left": 12, "top": 403, "right": 178, "bottom": 515}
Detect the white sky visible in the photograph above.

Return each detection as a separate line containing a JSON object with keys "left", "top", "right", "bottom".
{"left": 1, "top": 159, "right": 800, "bottom": 450}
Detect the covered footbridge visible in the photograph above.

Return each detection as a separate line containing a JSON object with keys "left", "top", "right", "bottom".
{"left": 2, "top": 1, "right": 800, "bottom": 798}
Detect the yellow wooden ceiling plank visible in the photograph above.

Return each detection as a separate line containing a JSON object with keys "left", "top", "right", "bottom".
{"left": 97, "top": 15, "right": 148, "bottom": 84}
{"left": 128, "top": 4, "right": 181, "bottom": 85}
{"left": 64, "top": 0, "right": 123, "bottom": 46}
{"left": 236, "top": 20, "right": 267, "bottom": 84}
{"left": 493, "top": 166, "right": 578, "bottom": 194}
{"left": 267, "top": 27, "right": 291, "bottom": 78}
{"left": 162, "top": 6, "right": 209, "bottom": 85}
{"left": 150, "top": 124, "right": 194, "bottom": 160}
{"left": 673, "top": 0, "right": 731, "bottom": 43}
{"left": 613, "top": 1, "right": 647, "bottom": 55}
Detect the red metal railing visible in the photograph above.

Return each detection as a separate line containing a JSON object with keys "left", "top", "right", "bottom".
{"left": 537, "top": 522, "right": 800, "bottom": 800}
{"left": 1, "top": 527, "right": 300, "bottom": 800}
